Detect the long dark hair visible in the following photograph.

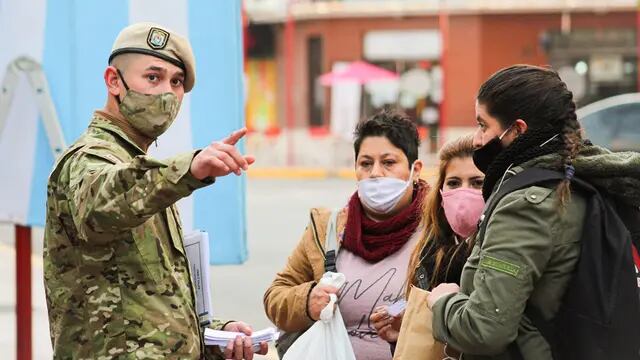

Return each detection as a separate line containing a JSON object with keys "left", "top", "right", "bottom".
{"left": 477, "top": 64, "right": 582, "bottom": 207}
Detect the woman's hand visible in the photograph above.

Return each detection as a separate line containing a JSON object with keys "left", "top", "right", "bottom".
{"left": 427, "top": 283, "right": 460, "bottom": 309}
{"left": 370, "top": 306, "right": 403, "bottom": 343}
{"left": 307, "top": 284, "right": 339, "bottom": 321}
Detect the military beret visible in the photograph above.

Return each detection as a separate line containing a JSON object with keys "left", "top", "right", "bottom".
{"left": 108, "top": 22, "right": 196, "bottom": 92}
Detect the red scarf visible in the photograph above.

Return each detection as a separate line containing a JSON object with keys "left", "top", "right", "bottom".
{"left": 342, "top": 180, "right": 428, "bottom": 263}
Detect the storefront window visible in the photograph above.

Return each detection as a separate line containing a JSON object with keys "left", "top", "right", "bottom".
{"left": 364, "top": 61, "right": 442, "bottom": 132}
{"left": 543, "top": 29, "right": 638, "bottom": 108}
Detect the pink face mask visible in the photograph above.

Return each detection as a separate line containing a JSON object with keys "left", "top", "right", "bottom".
{"left": 441, "top": 188, "right": 485, "bottom": 239}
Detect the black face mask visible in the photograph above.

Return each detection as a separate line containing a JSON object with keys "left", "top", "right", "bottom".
{"left": 472, "top": 127, "right": 512, "bottom": 173}
{"left": 473, "top": 137, "right": 503, "bottom": 173}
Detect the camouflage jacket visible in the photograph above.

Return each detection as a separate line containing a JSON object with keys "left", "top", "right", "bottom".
{"left": 44, "top": 111, "right": 226, "bottom": 359}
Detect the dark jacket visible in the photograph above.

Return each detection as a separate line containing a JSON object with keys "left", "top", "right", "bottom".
{"left": 431, "top": 146, "right": 640, "bottom": 359}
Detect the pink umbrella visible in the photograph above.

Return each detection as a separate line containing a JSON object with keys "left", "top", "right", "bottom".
{"left": 320, "top": 60, "right": 398, "bottom": 86}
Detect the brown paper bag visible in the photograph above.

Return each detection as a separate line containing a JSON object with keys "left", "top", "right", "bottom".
{"left": 393, "top": 286, "right": 457, "bottom": 360}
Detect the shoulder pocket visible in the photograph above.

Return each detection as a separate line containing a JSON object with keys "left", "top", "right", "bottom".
{"left": 524, "top": 186, "right": 553, "bottom": 204}
{"left": 77, "top": 140, "right": 130, "bottom": 165}
{"left": 49, "top": 143, "right": 86, "bottom": 183}
{"left": 132, "top": 155, "right": 168, "bottom": 170}
{"left": 81, "top": 148, "right": 123, "bottom": 164}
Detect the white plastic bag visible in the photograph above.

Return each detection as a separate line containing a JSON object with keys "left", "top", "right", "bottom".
{"left": 282, "top": 272, "right": 356, "bottom": 360}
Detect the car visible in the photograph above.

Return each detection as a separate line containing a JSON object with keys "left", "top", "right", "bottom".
{"left": 577, "top": 93, "right": 640, "bottom": 152}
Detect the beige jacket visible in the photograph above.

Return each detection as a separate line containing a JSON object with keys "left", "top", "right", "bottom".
{"left": 263, "top": 207, "right": 348, "bottom": 332}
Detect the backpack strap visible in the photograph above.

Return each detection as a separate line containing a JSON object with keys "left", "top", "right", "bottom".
{"left": 324, "top": 208, "right": 341, "bottom": 273}
{"left": 478, "top": 168, "right": 568, "bottom": 360}
{"left": 477, "top": 168, "right": 566, "bottom": 244}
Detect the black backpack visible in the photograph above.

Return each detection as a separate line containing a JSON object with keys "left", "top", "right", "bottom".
{"left": 477, "top": 167, "right": 640, "bottom": 360}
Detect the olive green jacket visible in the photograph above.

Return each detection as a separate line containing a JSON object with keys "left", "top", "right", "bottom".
{"left": 432, "top": 146, "right": 640, "bottom": 359}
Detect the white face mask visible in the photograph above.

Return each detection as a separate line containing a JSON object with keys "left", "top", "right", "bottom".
{"left": 357, "top": 164, "right": 415, "bottom": 214}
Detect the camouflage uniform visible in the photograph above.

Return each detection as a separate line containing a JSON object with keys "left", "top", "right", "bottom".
{"left": 44, "top": 111, "right": 226, "bottom": 359}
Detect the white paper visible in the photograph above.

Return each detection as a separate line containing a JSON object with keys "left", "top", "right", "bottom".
{"left": 387, "top": 299, "right": 407, "bottom": 317}
{"left": 184, "top": 230, "right": 212, "bottom": 321}
{"left": 204, "top": 327, "right": 279, "bottom": 347}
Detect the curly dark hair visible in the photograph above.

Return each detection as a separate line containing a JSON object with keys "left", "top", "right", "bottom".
{"left": 353, "top": 109, "right": 420, "bottom": 168}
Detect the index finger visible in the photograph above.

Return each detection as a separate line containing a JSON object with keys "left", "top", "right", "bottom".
{"left": 370, "top": 311, "right": 388, "bottom": 322}
{"left": 243, "top": 336, "right": 254, "bottom": 360}
{"left": 222, "top": 128, "right": 248, "bottom": 146}
{"left": 216, "top": 143, "right": 248, "bottom": 171}
{"left": 224, "top": 339, "right": 234, "bottom": 359}
{"left": 373, "top": 306, "right": 386, "bottom": 314}
{"left": 234, "top": 336, "right": 243, "bottom": 360}
{"left": 369, "top": 312, "right": 383, "bottom": 323}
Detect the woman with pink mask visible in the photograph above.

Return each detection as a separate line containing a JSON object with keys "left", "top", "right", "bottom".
{"left": 370, "top": 135, "right": 485, "bottom": 348}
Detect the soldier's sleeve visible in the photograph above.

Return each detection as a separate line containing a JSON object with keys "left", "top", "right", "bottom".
{"left": 208, "top": 318, "right": 231, "bottom": 331}
{"left": 431, "top": 187, "right": 561, "bottom": 356}
{"left": 67, "top": 146, "right": 212, "bottom": 241}
{"left": 202, "top": 320, "right": 226, "bottom": 360}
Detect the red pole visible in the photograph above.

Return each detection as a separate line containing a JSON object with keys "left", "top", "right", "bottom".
{"left": 241, "top": 0, "right": 253, "bottom": 133}
{"left": 284, "top": 1, "right": 296, "bottom": 166}
{"left": 636, "top": 0, "right": 640, "bottom": 92}
{"left": 438, "top": 1, "right": 449, "bottom": 146}
{"left": 16, "top": 225, "right": 32, "bottom": 360}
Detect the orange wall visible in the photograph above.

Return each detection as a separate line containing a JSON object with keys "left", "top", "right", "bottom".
{"left": 446, "top": 15, "right": 482, "bottom": 127}
{"left": 273, "top": 11, "right": 637, "bottom": 129}
{"left": 278, "top": 16, "right": 440, "bottom": 127}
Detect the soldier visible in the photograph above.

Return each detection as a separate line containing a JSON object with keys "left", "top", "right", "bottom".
{"left": 43, "top": 22, "right": 267, "bottom": 359}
